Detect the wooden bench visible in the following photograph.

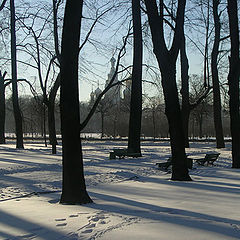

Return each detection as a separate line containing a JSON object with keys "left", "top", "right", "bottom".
{"left": 156, "top": 156, "right": 193, "bottom": 171}
{"left": 109, "top": 149, "right": 141, "bottom": 159}
{"left": 195, "top": 153, "right": 220, "bottom": 166}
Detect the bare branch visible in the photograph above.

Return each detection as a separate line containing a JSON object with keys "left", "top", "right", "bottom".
{"left": 190, "top": 86, "right": 212, "bottom": 110}
{"left": 0, "top": 0, "right": 7, "bottom": 11}
{"left": 52, "top": 0, "right": 61, "bottom": 62}
{"left": 79, "top": 7, "right": 112, "bottom": 53}
{"left": 80, "top": 26, "right": 132, "bottom": 131}
{"left": 220, "top": 35, "right": 230, "bottom": 42}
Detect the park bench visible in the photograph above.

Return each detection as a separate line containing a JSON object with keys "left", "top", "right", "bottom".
{"left": 195, "top": 153, "right": 220, "bottom": 166}
{"left": 156, "top": 156, "right": 193, "bottom": 171}
{"left": 109, "top": 149, "right": 142, "bottom": 159}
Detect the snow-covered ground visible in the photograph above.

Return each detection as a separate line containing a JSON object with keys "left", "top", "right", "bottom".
{"left": 0, "top": 140, "right": 239, "bottom": 240}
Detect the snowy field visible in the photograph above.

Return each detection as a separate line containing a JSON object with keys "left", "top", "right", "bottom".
{"left": 0, "top": 140, "right": 240, "bottom": 240}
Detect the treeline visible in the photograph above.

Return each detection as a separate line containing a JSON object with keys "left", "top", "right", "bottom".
{"left": 3, "top": 94, "right": 230, "bottom": 140}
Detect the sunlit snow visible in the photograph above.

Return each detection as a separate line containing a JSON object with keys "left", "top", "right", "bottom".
{"left": 0, "top": 141, "right": 239, "bottom": 239}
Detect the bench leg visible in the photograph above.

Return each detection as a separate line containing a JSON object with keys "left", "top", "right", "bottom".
{"left": 109, "top": 152, "right": 116, "bottom": 159}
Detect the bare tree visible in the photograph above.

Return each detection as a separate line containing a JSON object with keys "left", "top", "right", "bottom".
{"left": 60, "top": 0, "right": 92, "bottom": 204}
{"left": 211, "top": 0, "right": 225, "bottom": 148}
{"left": 10, "top": 0, "right": 24, "bottom": 149}
{"left": 144, "top": 0, "right": 191, "bottom": 181}
{"left": 0, "top": 70, "right": 7, "bottom": 143}
{"left": 127, "top": 0, "right": 143, "bottom": 155}
{"left": 227, "top": 0, "right": 240, "bottom": 168}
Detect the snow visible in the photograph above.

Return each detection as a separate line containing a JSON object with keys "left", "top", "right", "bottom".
{"left": 0, "top": 141, "right": 240, "bottom": 240}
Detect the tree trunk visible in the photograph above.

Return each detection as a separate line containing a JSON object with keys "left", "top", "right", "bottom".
{"left": 60, "top": 0, "right": 92, "bottom": 204}
{"left": 48, "top": 74, "right": 60, "bottom": 154}
{"left": 0, "top": 72, "right": 6, "bottom": 144}
{"left": 162, "top": 67, "right": 191, "bottom": 180}
{"left": 10, "top": 0, "right": 24, "bottom": 149}
{"left": 145, "top": 0, "right": 191, "bottom": 181}
{"left": 101, "top": 112, "right": 104, "bottom": 139}
{"left": 43, "top": 105, "right": 47, "bottom": 147}
{"left": 47, "top": 102, "right": 57, "bottom": 154}
{"left": 152, "top": 110, "right": 156, "bottom": 140}
{"left": 211, "top": 0, "right": 225, "bottom": 148}
{"left": 180, "top": 34, "right": 190, "bottom": 148}
{"left": 128, "top": 0, "right": 143, "bottom": 154}
{"left": 198, "top": 115, "right": 203, "bottom": 139}
{"left": 227, "top": 0, "right": 240, "bottom": 168}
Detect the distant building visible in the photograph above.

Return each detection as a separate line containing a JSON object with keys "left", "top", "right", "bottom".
{"left": 104, "top": 57, "right": 121, "bottom": 105}
{"left": 123, "top": 78, "right": 131, "bottom": 102}
{"left": 90, "top": 57, "right": 131, "bottom": 105}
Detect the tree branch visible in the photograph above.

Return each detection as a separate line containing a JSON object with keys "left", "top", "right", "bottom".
{"left": 0, "top": 0, "right": 7, "bottom": 11}
{"left": 79, "top": 7, "right": 112, "bottom": 53}
{"left": 80, "top": 27, "right": 131, "bottom": 131}
{"left": 190, "top": 86, "right": 212, "bottom": 110}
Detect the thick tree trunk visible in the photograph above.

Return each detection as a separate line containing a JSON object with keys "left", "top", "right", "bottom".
{"left": 10, "top": 0, "right": 24, "bottom": 149}
{"left": 128, "top": 0, "right": 143, "bottom": 154}
{"left": 161, "top": 67, "right": 191, "bottom": 181}
{"left": 60, "top": 0, "right": 92, "bottom": 204}
{"left": 180, "top": 34, "right": 190, "bottom": 148}
{"left": 0, "top": 72, "right": 6, "bottom": 144}
{"left": 211, "top": 0, "right": 225, "bottom": 148}
{"left": 227, "top": 0, "right": 240, "bottom": 168}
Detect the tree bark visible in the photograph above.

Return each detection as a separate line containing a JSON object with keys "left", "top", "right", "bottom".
{"left": 227, "top": 0, "right": 240, "bottom": 168}
{"left": 0, "top": 72, "right": 6, "bottom": 144}
{"left": 60, "top": 0, "right": 92, "bottom": 204}
{"left": 211, "top": 0, "right": 225, "bottom": 148}
{"left": 47, "top": 102, "right": 57, "bottom": 154}
{"left": 128, "top": 0, "right": 143, "bottom": 154}
{"left": 101, "top": 112, "right": 104, "bottom": 139}
{"left": 180, "top": 33, "right": 190, "bottom": 148}
{"left": 47, "top": 73, "right": 60, "bottom": 154}
{"left": 10, "top": 0, "right": 24, "bottom": 149}
{"left": 145, "top": 0, "right": 191, "bottom": 180}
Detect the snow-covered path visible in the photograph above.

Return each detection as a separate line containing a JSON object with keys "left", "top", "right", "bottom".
{"left": 0, "top": 141, "right": 240, "bottom": 239}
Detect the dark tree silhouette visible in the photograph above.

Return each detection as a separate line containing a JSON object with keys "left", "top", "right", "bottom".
{"left": 211, "top": 0, "right": 225, "bottom": 148}
{"left": 145, "top": 0, "right": 191, "bottom": 180}
{"left": 227, "top": 0, "right": 240, "bottom": 168}
{"left": 0, "top": 71, "right": 7, "bottom": 143}
{"left": 10, "top": 0, "right": 24, "bottom": 149}
{"left": 180, "top": 29, "right": 190, "bottom": 148}
{"left": 128, "top": 0, "right": 143, "bottom": 155}
{"left": 60, "top": 0, "right": 92, "bottom": 204}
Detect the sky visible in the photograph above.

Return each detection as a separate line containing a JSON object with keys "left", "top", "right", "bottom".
{"left": 1, "top": 0, "right": 231, "bottom": 103}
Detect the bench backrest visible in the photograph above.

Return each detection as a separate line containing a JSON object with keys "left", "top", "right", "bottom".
{"left": 113, "top": 149, "right": 127, "bottom": 154}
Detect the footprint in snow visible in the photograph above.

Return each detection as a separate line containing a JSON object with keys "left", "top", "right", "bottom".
{"left": 56, "top": 223, "right": 67, "bottom": 227}
{"left": 55, "top": 218, "right": 66, "bottom": 221}
{"left": 86, "top": 223, "right": 96, "bottom": 228}
{"left": 82, "top": 229, "right": 93, "bottom": 234}
{"left": 55, "top": 218, "right": 67, "bottom": 227}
